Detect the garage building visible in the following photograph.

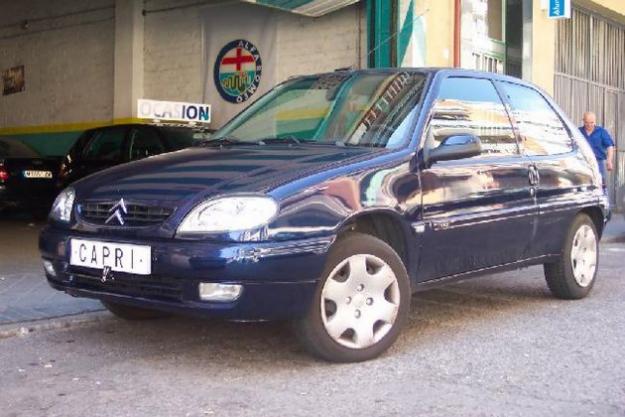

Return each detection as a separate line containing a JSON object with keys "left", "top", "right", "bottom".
{"left": 1, "top": 0, "right": 624, "bottom": 209}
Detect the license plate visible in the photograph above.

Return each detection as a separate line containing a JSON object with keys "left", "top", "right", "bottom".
{"left": 70, "top": 239, "right": 151, "bottom": 275}
{"left": 23, "top": 170, "right": 53, "bottom": 179}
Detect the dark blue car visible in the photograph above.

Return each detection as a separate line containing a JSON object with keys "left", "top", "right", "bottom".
{"left": 40, "top": 69, "right": 609, "bottom": 362}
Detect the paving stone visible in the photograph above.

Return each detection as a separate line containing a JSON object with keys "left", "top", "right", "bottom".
{"left": 0, "top": 272, "right": 103, "bottom": 325}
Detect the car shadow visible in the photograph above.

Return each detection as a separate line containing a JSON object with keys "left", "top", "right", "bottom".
{"left": 49, "top": 269, "right": 558, "bottom": 367}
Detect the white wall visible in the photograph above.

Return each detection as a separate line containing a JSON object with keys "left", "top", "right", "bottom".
{"left": 1, "top": 0, "right": 365, "bottom": 130}
{"left": 276, "top": 5, "right": 365, "bottom": 81}
{"left": 143, "top": 2, "right": 204, "bottom": 104}
{"left": 0, "top": 0, "right": 115, "bottom": 128}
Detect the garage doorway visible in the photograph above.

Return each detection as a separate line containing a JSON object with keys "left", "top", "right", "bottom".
{"left": 554, "top": 7, "right": 625, "bottom": 211}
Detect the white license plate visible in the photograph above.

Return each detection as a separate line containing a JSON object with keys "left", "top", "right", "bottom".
{"left": 70, "top": 239, "right": 151, "bottom": 275}
{"left": 23, "top": 170, "right": 53, "bottom": 179}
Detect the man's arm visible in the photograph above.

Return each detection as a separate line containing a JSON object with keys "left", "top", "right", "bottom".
{"left": 607, "top": 146, "right": 615, "bottom": 171}
{"left": 602, "top": 129, "right": 616, "bottom": 171}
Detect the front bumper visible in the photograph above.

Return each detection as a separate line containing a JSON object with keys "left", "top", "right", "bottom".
{"left": 39, "top": 226, "right": 334, "bottom": 320}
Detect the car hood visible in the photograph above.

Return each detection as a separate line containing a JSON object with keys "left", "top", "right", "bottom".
{"left": 73, "top": 145, "right": 383, "bottom": 204}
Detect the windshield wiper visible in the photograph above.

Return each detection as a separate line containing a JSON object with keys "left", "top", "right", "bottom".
{"left": 255, "top": 136, "right": 302, "bottom": 145}
{"left": 194, "top": 137, "right": 249, "bottom": 147}
{"left": 333, "top": 137, "right": 388, "bottom": 148}
{"left": 334, "top": 140, "right": 367, "bottom": 147}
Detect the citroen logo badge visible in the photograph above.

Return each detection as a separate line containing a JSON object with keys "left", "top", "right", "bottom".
{"left": 105, "top": 198, "right": 128, "bottom": 225}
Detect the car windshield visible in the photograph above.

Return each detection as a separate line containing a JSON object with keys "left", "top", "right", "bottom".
{"left": 211, "top": 71, "right": 427, "bottom": 148}
{"left": 0, "top": 137, "right": 41, "bottom": 158}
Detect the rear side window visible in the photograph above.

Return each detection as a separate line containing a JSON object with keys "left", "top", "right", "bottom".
{"left": 500, "top": 82, "right": 573, "bottom": 156}
{"left": 426, "top": 77, "right": 518, "bottom": 157}
{"left": 0, "top": 138, "right": 40, "bottom": 158}
{"left": 128, "top": 127, "right": 165, "bottom": 160}
{"left": 160, "top": 127, "right": 198, "bottom": 149}
{"left": 83, "top": 127, "right": 127, "bottom": 161}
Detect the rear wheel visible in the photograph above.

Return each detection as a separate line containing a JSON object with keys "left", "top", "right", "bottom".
{"left": 295, "top": 232, "right": 410, "bottom": 362}
{"left": 544, "top": 213, "right": 598, "bottom": 299}
{"left": 101, "top": 301, "right": 171, "bottom": 320}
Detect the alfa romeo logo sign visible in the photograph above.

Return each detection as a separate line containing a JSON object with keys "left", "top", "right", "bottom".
{"left": 214, "top": 39, "right": 262, "bottom": 104}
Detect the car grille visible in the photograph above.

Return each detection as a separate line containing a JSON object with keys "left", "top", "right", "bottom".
{"left": 79, "top": 202, "right": 173, "bottom": 226}
{"left": 67, "top": 269, "right": 184, "bottom": 302}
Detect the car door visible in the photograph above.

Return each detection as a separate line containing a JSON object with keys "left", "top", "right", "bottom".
{"left": 497, "top": 81, "right": 592, "bottom": 257}
{"left": 417, "top": 76, "right": 537, "bottom": 280}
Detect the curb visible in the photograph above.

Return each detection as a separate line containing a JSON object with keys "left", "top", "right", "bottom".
{"left": 0, "top": 310, "right": 110, "bottom": 340}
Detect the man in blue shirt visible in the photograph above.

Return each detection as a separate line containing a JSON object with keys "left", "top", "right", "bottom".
{"left": 579, "top": 111, "right": 615, "bottom": 190}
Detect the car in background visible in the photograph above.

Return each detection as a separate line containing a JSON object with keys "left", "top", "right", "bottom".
{"left": 0, "top": 136, "right": 61, "bottom": 213}
{"left": 57, "top": 123, "right": 208, "bottom": 188}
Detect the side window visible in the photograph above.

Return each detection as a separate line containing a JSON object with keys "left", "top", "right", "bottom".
{"left": 83, "top": 127, "right": 126, "bottom": 161}
{"left": 427, "top": 77, "right": 518, "bottom": 157}
{"left": 500, "top": 82, "right": 573, "bottom": 156}
{"left": 128, "top": 128, "right": 165, "bottom": 161}
{"left": 161, "top": 128, "right": 198, "bottom": 149}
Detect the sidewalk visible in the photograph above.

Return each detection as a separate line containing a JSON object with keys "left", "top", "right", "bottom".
{"left": 0, "top": 218, "right": 103, "bottom": 329}
{"left": 0, "top": 272, "right": 103, "bottom": 326}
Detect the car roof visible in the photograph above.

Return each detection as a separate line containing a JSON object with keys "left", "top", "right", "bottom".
{"left": 297, "top": 67, "right": 537, "bottom": 90}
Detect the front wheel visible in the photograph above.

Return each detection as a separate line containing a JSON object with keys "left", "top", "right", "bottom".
{"left": 544, "top": 213, "right": 599, "bottom": 299}
{"left": 295, "top": 233, "right": 410, "bottom": 362}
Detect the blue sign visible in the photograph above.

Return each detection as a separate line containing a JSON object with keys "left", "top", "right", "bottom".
{"left": 548, "top": 0, "right": 571, "bottom": 19}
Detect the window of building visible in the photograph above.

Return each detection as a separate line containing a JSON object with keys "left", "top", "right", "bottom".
{"left": 500, "top": 82, "right": 574, "bottom": 156}
{"left": 426, "top": 77, "right": 518, "bottom": 157}
{"left": 461, "top": 0, "right": 506, "bottom": 74}
{"left": 486, "top": 0, "right": 503, "bottom": 41}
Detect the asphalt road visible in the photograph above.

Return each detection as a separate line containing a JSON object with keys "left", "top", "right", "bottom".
{"left": 1, "top": 242, "right": 624, "bottom": 417}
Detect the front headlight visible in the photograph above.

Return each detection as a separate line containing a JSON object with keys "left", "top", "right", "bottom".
{"left": 50, "top": 187, "right": 75, "bottom": 222}
{"left": 177, "top": 196, "right": 278, "bottom": 234}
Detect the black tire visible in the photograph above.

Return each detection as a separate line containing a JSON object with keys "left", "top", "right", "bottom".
{"left": 101, "top": 301, "right": 171, "bottom": 320}
{"left": 544, "top": 213, "right": 598, "bottom": 299}
{"left": 294, "top": 232, "right": 411, "bottom": 362}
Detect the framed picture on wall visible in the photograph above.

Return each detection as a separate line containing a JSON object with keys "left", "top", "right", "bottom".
{"left": 2, "top": 65, "right": 25, "bottom": 96}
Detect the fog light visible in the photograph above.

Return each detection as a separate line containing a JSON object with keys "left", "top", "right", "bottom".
{"left": 43, "top": 260, "right": 56, "bottom": 277}
{"left": 198, "top": 283, "right": 242, "bottom": 302}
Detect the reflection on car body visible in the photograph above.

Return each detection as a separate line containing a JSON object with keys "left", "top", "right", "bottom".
{"left": 40, "top": 69, "right": 608, "bottom": 362}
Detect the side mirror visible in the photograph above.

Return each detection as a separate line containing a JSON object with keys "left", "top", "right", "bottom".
{"left": 427, "top": 134, "right": 482, "bottom": 165}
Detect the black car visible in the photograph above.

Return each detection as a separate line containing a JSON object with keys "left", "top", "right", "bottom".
{"left": 0, "top": 137, "right": 61, "bottom": 212}
{"left": 57, "top": 123, "right": 204, "bottom": 188}
{"left": 41, "top": 69, "right": 609, "bottom": 362}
